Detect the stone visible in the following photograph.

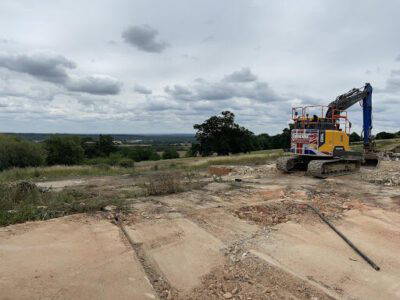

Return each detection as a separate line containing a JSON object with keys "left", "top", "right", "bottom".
{"left": 223, "top": 292, "right": 233, "bottom": 299}
{"left": 103, "top": 205, "right": 117, "bottom": 212}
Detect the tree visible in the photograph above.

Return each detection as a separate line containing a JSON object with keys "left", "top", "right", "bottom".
{"left": 97, "top": 135, "right": 116, "bottom": 156}
{"left": 257, "top": 133, "right": 271, "bottom": 150}
{"left": 162, "top": 148, "right": 180, "bottom": 159}
{"left": 45, "top": 136, "right": 84, "bottom": 165}
{"left": 349, "top": 132, "right": 361, "bottom": 142}
{"left": 375, "top": 131, "right": 395, "bottom": 140}
{"left": 0, "top": 135, "right": 46, "bottom": 171}
{"left": 193, "top": 111, "right": 256, "bottom": 156}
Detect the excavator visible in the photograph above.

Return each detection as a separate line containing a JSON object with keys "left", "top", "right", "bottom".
{"left": 276, "top": 83, "right": 380, "bottom": 177}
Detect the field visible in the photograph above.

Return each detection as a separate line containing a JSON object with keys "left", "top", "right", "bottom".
{"left": 1, "top": 142, "right": 400, "bottom": 299}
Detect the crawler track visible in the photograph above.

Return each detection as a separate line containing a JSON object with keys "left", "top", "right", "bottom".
{"left": 307, "top": 159, "right": 360, "bottom": 178}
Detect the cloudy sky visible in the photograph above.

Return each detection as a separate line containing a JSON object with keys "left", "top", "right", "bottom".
{"left": 0, "top": 0, "right": 399, "bottom": 135}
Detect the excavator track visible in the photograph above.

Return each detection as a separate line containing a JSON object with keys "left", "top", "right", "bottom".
{"left": 276, "top": 156, "right": 307, "bottom": 172}
{"left": 276, "top": 156, "right": 296, "bottom": 172}
{"left": 306, "top": 159, "right": 361, "bottom": 178}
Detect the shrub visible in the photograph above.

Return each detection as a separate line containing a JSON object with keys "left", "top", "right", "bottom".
{"left": 162, "top": 148, "right": 180, "bottom": 159}
{"left": 0, "top": 135, "right": 46, "bottom": 171}
{"left": 144, "top": 172, "right": 182, "bottom": 195}
{"left": 45, "top": 136, "right": 84, "bottom": 165}
{"left": 118, "top": 158, "right": 135, "bottom": 168}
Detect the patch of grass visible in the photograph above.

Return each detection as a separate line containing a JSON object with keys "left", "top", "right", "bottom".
{"left": 0, "top": 165, "right": 135, "bottom": 183}
{"left": 350, "top": 138, "right": 400, "bottom": 152}
{"left": 189, "top": 149, "right": 284, "bottom": 169}
{"left": 143, "top": 171, "right": 183, "bottom": 196}
{"left": 0, "top": 181, "right": 128, "bottom": 226}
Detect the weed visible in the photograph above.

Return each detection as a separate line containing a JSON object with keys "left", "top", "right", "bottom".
{"left": 0, "top": 181, "right": 128, "bottom": 226}
{"left": 144, "top": 171, "right": 183, "bottom": 196}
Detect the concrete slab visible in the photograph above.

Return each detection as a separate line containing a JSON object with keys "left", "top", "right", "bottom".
{"left": 126, "top": 218, "right": 224, "bottom": 292}
{"left": 0, "top": 215, "right": 156, "bottom": 300}
{"left": 251, "top": 209, "right": 400, "bottom": 299}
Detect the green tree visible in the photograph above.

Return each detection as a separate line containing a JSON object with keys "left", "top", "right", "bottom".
{"left": 162, "top": 148, "right": 180, "bottom": 159}
{"left": 349, "top": 132, "right": 361, "bottom": 142}
{"left": 375, "top": 131, "right": 395, "bottom": 140}
{"left": 257, "top": 133, "right": 272, "bottom": 150}
{"left": 81, "top": 137, "right": 100, "bottom": 158}
{"left": 0, "top": 135, "right": 46, "bottom": 171}
{"left": 193, "top": 111, "right": 256, "bottom": 156}
{"left": 45, "top": 136, "right": 84, "bottom": 165}
{"left": 97, "top": 135, "right": 116, "bottom": 156}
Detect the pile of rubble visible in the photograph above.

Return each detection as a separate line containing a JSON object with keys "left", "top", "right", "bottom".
{"left": 225, "top": 164, "right": 278, "bottom": 179}
{"left": 382, "top": 145, "right": 400, "bottom": 161}
{"left": 361, "top": 161, "right": 400, "bottom": 186}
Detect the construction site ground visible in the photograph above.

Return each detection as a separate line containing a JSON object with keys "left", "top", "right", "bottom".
{"left": 1, "top": 161, "right": 400, "bottom": 299}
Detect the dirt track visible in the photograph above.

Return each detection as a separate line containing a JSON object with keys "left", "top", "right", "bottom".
{"left": 1, "top": 162, "right": 400, "bottom": 299}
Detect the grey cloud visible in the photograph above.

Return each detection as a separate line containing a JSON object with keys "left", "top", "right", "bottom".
{"left": 165, "top": 69, "right": 281, "bottom": 103}
{"left": 0, "top": 53, "right": 121, "bottom": 96}
{"left": 391, "top": 69, "right": 400, "bottom": 76}
{"left": 223, "top": 67, "right": 257, "bottom": 82}
{"left": 145, "top": 96, "right": 184, "bottom": 112}
{"left": 201, "top": 35, "right": 214, "bottom": 43}
{"left": 396, "top": 54, "right": 400, "bottom": 61}
{"left": 385, "top": 77, "right": 400, "bottom": 92}
{"left": 0, "top": 53, "right": 76, "bottom": 84}
{"left": 134, "top": 84, "right": 152, "bottom": 94}
{"left": 66, "top": 75, "right": 121, "bottom": 95}
{"left": 122, "top": 25, "right": 168, "bottom": 53}
{"left": 164, "top": 84, "right": 193, "bottom": 100}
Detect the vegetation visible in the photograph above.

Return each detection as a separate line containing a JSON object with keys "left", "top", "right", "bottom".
{"left": 143, "top": 171, "right": 183, "bottom": 195}
{"left": 193, "top": 111, "right": 256, "bottom": 156}
{"left": 375, "top": 131, "right": 399, "bottom": 140}
{"left": 0, "top": 165, "right": 135, "bottom": 182}
{"left": 192, "top": 111, "right": 291, "bottom": 156}
{"left": 162, "top": 148, "right": 180, "bottom": 159}
{"left": 0, "top": 135, "right": 46, "bottom": 171}
{"left": 45, "top": 136, "right": 85, "bottom": 165}
{"left": 349, "top": 132, "right": 362, "bottom": 142}
{"left": 0, "top": 181, "right": 127, "bottom": 226}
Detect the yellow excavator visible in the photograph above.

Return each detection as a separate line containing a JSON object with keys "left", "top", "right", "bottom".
{"left": 276, "top": 83, "right": 379, "bottom": 177}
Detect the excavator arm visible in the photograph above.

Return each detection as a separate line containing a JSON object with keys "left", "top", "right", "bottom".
{"left": 326, "top": 83, "right": 373, "bottom": 147}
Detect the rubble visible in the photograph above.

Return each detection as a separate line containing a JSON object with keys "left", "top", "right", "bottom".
{"left": 361, "top": 161, "right": 400, "bottom": 186}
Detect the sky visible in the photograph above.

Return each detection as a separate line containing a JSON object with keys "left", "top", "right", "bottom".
{"left": 0, "top": 0, "right": 399, "bottom": 135}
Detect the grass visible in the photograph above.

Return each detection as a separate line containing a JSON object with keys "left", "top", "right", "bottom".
{"left": 0, "top": 149, "right": 284, "bottom": 183}
{"left": 0, "top": 165, "right": 135, "bottom": 183}
{"left": 350, "top": 138, "right": 400, "bottom": 152}
{"left": 0, "top": 181, "right": 128, "bottom": 226}
{"left": 143, "top": 171, "right": 183, "bottom": 196}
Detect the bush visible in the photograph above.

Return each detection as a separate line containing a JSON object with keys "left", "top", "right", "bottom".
{"left": 0, "top": 135, "right": 46, "bottom": 171}
{"left": 162, "top": 148, "right": 180, "bottom": 159}
{"left": 45, "top": 136, "right": 84, "bottom": 165}
{"left": 118, "top": 158, "right": 135, "bottom": 168}
{"left": 144, "top": 172, "right": 182, "bottom": 195}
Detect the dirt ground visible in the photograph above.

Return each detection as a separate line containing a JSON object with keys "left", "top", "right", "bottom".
{"left": 1, "top": 161, "right": 400, "bottom": 299}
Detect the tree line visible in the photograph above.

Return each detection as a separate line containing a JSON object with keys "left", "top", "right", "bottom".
{"left": 0, "top": 134, "right": 180, "bottom": 171}
{"left": 1, "top": 110, "right": 398, "bottom": 171}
